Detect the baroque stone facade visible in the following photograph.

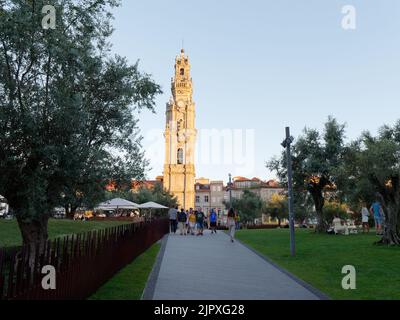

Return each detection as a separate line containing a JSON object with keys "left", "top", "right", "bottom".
{"left": 163, "top": 49, "right": 197, "bottom": 210}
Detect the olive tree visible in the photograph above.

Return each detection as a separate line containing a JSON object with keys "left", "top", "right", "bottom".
{"left": 268, "top": 117, "right": 346, "bottom": 233}
{"left": 341, "top": 122, "right": 400, "bottom": 245}
{"left": 0, "top": 0, "right": 161, "bottom": 246}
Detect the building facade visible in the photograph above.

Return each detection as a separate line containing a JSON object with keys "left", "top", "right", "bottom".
{"left": 210, "top": 181, "right": 225, "bottom": 216}
{"left": 195, "top": 178, "right": 211, "bottom": 213}
{"left": 225, "top": 177, "right": 284, "bottom": 202}
{"left": 223, "top": 177, "right": 285, "bottom": 225}
{"left": 163, "top": 49, "right": 197, "bottom": 210}
{"left": 194, "top": 178, "right": 225, "bottom": 225}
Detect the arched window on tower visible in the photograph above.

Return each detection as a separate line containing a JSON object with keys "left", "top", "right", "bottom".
{"left": 180, "top": 68, "right": 185, "bottom": 76}
{"left": 177, "top": 148, "right": 184, "bottom": 165}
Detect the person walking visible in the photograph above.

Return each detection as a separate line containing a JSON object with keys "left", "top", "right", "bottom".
{"left": 186, "top": 208, "right": 192, "bottom": 234}
{"left": 203, "top": 211, "right": 208, "bottom": 230}
{"left": 189, "top": 210, "right": 197, "bottom": 235}
{"left": 227, "top": 208, "right": 237, "bottom": 243}
{"left": 185, "top": 210, "right": 189, "bottom": 235}
{"left": 168, "top": 206, "right": 178, "bottom": 234}
{"left": 235, "top": 213, "right": 241, "bottom": 230}
{"left": 178, "top": 209, "right": 187, "bottom": 236}
{"left": 206, "top": 210, "right": 211, "bottom": 230}
{"left": 361, "top": 203, "right": 370, "bottom": 234}
{"left": 209, "top": 209, "right": 218, "bottom": 234}
{"left": 370, "top": 200, "right": 384, "bottom": 235}
{"left": 196, "top": 210, "right": 205, "bottom": 236}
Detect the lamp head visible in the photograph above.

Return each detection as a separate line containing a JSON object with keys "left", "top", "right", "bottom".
{"left": 281, "top": 136, "right": 294, "bottom": 148}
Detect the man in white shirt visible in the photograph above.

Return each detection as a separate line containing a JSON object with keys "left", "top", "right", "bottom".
{"left": 361, "top": 203, "right": 370, "bottom": 233}
{"left": 333, "top": 216, "right": 349, "bottom": 235}
{"left": 168, "top": 206, "right": 178, "bottom": 234}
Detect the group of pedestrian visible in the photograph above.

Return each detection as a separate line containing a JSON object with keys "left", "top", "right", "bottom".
{"left": 168, "top": 206, "right": 240, "bottom": 242}
{"left": 360, "top": 199, "right": 385, "bottom": 235}
{"left": 169, "top": 207, "right": 206, "bottom": 236}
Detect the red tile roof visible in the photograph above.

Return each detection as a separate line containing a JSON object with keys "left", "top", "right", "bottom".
{"left": 131, "top": 180, "right": 162, "bottom": 191}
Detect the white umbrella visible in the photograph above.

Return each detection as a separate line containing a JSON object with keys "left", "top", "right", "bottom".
{"left": 138, "top": 202, "right": 168, "bottom": 209}
{"left": 95, "top": 198, "right": 139, "bottom": 211}
{"left": 138, "top": 202, "right": 169, "bottom": 220}
{"left": 0, "top": 195, "right": 9, "bottom": 217}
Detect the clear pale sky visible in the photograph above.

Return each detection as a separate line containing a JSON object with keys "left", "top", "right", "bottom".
{"left": 109, "top": 0, "right": 400, "bottom": 182}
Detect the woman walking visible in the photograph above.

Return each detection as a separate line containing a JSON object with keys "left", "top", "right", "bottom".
{"left": 227, "top": 208, "right": 236, "bottom": 243}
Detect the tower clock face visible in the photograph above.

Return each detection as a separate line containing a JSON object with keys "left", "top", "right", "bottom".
{"left": 177, "top": 100, "right": 185, "bottom": 109}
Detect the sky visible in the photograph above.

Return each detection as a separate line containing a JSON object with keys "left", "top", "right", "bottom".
{"left": 108, "top": 0, "right": 400, "bottom": 183}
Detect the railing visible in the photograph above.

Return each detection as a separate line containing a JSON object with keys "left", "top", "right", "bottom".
{"left": 0, "top": 218, "right": 169, "bottom": 300}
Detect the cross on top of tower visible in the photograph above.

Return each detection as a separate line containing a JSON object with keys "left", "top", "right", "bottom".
{"left": 176, "top": 48, "right": 188, "bottom": 62}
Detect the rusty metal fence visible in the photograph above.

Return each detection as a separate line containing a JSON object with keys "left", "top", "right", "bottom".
{"left": 0, "top": 218, "right": 169, "bottom": 300}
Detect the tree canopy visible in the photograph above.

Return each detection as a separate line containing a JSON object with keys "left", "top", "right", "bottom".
{"left": 263, "top": 193, "right": 288, "bottom": 226}
{"left": 0, "top": 0, "right": 161, "bottom": 245}
{"left": 224, "top": 190, "right": 263, "bottom": 223}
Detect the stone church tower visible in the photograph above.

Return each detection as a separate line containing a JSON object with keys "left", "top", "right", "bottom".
{"left": 163, "top": 49, "right": 197, "bottom": 210}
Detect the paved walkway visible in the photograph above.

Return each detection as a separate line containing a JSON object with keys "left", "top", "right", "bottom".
{"left": 146, "top": 230, "right": 325, "bottom": 300}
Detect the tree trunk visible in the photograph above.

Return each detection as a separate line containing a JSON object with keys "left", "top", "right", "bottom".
{"left": 17, "top": 214, "right": 49, "bottom": 260}
{"left": 17, "top": 215, "right": 49, "bottom": 245}
{"left": 376, "top": 203, "right": 400, "bottom": 246}
{"left": 315, "top": 207, "right": 328, "bottom": 233}
{"left": 311, "top": 191, "right": 327, "bottom": 233}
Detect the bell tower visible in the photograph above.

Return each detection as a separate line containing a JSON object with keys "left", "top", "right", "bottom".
{"left": 163, "top": 49, "right": 197, "bottom": 210}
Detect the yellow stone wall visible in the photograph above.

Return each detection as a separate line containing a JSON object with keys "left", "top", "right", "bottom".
{"left": 163, "top": 49, "right": 197, "bottom": 210}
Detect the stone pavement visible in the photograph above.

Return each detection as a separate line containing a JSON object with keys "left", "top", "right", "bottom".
{"left": 144, "top": 230, "right": 327, "bottom": 300}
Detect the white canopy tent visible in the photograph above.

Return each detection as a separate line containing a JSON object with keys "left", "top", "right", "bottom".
{"left": 138, "top": 202, "right": 169, "bottom": 220}
{"left": 95, "top": 198, "right": 139, "bottom": 211}
{"left": 138, "top": 202, "right": 168, "bottom": 209}
{"left": 0, "top": 195, "right": 9, "bottom": 217}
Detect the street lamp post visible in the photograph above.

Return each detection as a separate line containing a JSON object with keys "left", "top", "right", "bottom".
{"left": 281, "top": 127, "right": 296, "bottom": 257}
{"left": 228, "top": 173, "right": 233, "bottom": 209}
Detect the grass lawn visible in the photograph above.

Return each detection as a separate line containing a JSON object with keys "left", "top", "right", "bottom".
{"left": 89, "top": 242, "right": 161, "bottom": 300}
{"left": 0, "top": 219, "right": 131, "bottom": 248}
{"left": 236, "top": 228, "right": 400, "bottom": 300}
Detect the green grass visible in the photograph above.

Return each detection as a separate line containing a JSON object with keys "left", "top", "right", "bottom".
{"left": 0, "top": 219, "right": 131, "bottom": 247}
{"left": 236, "top": 228, "right": 400, "bottom": 300}
{"left": 89, "top": 242, "right": 161, "bottom": 300}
